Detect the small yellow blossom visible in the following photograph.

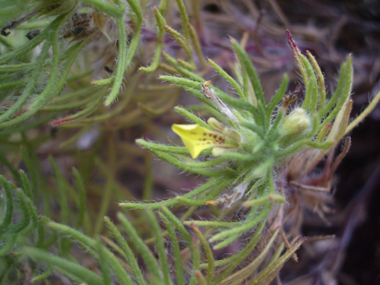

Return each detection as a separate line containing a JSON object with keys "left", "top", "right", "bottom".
{"left": 172, "top": 118, "right": 240, "bottom": 159}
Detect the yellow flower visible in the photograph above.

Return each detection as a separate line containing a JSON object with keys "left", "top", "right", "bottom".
{"left": 172, "top": 118, "right": 240, "bottom": 159}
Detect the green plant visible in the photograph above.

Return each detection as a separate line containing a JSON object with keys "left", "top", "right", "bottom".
{"left": 0, "top": 169, "right": 304, "bottom": 284}
{"left": 1, "top": 0, "right": 380, "bottom": 284}
{"left": 124, "top": 31, "right": 353, "bottom": 249}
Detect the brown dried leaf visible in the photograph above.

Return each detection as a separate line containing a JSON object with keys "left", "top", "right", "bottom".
{"left": 92, "top": 11, "right": 111, "bottom": 41}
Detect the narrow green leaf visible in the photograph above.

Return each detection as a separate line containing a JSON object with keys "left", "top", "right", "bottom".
{"left": 146, "top": 209, "right": 172, "bottom": 285}
{"left": 72, "top": 168, "right": 86, "bottom": 229}
{"left": 95, "top": 239, "right": 113, "bottom": 285}
{"left": 0, "top": 234, "right": 16, "bottom": 256}
{"left": 81, "top": 0, "right": 125, "bottom": 18}
{"left": 161, "top": 206, "right": 199, "bottom": 285}
{"left": 104, "top": 216, "right": 146, "bottom": 285}
{"left": 191, "top": 224, "right": 214, "bottom": 284}
{"left": 174, "top": 106, "right": 210, "bottom": 128}
{"left": 120, "top": 178, "right": 221, "bottom": 209}
{"left": 159, "top": 213, "right": 185, "bottom": 285}
{"left": 31, "top": 266, "right": 53, "bottom": 283}
{"left": 0, "top": 176, "right": 14, "bottom": 233}
{"left": 25, "top": 247, "right": 103, "bottom": 285}
{"left": 117, "top": 212, "right": 162, "bottom": 280}
{"left": 230, "top": 38, "right": 265, "bottom": 105}
{"left": 266, "top": 74, "right": 289, "bottom": 119}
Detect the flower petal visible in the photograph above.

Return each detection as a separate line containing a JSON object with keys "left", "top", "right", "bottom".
{"left": 172, "top": 124, "right": 231, "bottom": 159}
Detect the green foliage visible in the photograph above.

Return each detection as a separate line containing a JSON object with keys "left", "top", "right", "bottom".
{"left": 0, "top": 0, "right": 28, "bottom": 30}
{"left": 0, "top": 0, "right": 204, "bottom": 134}
{"left": 1, "top": 0, "right": 380, "bottom": 284}
{"left": 0, "top": 172, "right": 303, "bottom": 284}
{"left": 0, "top": 0, "right": 140, "bottom": 131}
{"left": 124, "top": 33, "right": 353, "bottom": 249}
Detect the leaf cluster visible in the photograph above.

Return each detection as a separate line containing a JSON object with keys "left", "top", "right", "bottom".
{"left": 128, "top": 31, "right": 354, "bottom": 249}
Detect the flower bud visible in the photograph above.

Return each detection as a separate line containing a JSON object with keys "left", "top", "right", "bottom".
{"left": 282, "top": 108, "right": 310, "bottom": 136}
